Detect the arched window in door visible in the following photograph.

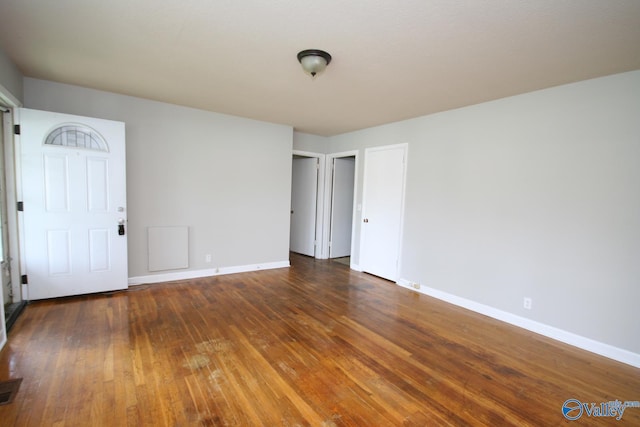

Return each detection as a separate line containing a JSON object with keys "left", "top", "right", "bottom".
{"left": 44, "top": 124, "right": 109, "bottom": 152}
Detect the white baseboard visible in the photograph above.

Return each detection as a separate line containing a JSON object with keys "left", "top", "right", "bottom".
{"left": 128, "top": 260, "right": 290, "bottom": 286}
{"left": 397, "top": 279, "right": 640, "bottom": 368}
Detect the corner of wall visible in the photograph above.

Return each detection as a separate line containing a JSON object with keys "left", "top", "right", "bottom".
{"left": 0, "top": 47, "right": 23, "bottom": 106}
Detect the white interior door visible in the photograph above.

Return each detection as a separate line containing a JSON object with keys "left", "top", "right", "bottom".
{"left": 360, "top": 145, "right": 407, "bottom": 281}
{"left": 329, "top": 157, "right": 355, "bottom": 258}
{"left": 20, "top": 108, "right": 128, "bottom": 300}
{"left": 290, "top": 157, "right": 318, "bottom": 256}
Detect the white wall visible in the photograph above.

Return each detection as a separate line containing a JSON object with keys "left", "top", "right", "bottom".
{"left": 15, "top": 69, "right": 640, "bottom": 360}
{"left": 329, "top": 70, "right": 640, "bottom": 355}
{"left": 0, "top": 46, "right": 22, "bottom": 105}
{"left": 293, "top": 131, "right": 329, "bottom": 153}
{"left": 23, "top": 78, "right": 293, "bottom": 279}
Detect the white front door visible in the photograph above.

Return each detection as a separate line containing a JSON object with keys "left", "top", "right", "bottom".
{"left": 20, "top": 108, "right": 128, "bottom": 300}
{"left": 329, "top": 157, "right": 355, "bottom": 258}
{"left": 360, "top": 144, "right": 407, "bottom": 281}
{"left": 290, "top": 157, "right": 318, "bottom": 257}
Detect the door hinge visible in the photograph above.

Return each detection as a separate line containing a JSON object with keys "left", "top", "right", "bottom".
{"left": 21, "top": 274, "right": 28, "bottom": 285}
{"left": 14, "top": 124, "right": 20, "bottom": 135}
{"left": 17, "top": 201, "right": 24, "bottom": 212}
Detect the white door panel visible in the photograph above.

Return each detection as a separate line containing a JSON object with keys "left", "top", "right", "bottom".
{"left": 329, "top": 157, "right": 355, "bottom": 258}
{"left": 290, "top": 157, "right": 318, "bottom": 256}
{"left": 20, "top": 108, "right": 128, "bottom": 300}
{"left": 360, "top": 145, "right": 406, "bottom": 281}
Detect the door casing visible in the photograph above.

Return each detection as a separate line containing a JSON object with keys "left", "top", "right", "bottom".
{"left": 0, "top": 86, "right": 22, "bottom": 351}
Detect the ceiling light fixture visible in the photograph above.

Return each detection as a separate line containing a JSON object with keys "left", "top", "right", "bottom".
{"left": 297, "top": 49, "right": 332, "bottom": 77}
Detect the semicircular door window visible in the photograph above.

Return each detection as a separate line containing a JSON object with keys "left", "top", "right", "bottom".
{"left": 44, "top": 124, "right": 109, "bottom": 152}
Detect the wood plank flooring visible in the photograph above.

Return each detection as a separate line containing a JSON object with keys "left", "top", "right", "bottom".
{"left": 0, "top": 253, "right": 638, "bottom": 426}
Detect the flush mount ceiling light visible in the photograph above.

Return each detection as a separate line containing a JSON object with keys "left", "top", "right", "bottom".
{"left": 297, "top": 49, "right": 332, "bottom": 77}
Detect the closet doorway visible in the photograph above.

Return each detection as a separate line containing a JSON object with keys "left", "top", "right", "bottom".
{"left": 290, "top": 152, "right": 325, "bottom": 257}
{"left": 325, "top": 152, "right": 357, "bottom": 266}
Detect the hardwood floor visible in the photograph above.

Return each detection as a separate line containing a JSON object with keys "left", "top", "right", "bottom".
{"left": 0, "top": 253, "right": 638, "bottom": 426}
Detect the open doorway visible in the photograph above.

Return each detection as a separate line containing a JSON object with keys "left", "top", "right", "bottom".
{"left": 0, "top": 107, "right": 23, "bottom": 334}
{"left": 324, "top": 152, "right": 358, "bottom": 267}
{"left": 290, "top": 151, "right": 325, "bottom": 258}
{"left": 0, "top": 107, "right": 22, "bottom": 330}
{"left": 0, "top": 108, "right": 9, "bottom": 332}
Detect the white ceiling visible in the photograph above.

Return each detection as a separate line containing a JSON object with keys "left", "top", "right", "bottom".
{"left": 1, "top": 1, "right": 639, "bottom": 136}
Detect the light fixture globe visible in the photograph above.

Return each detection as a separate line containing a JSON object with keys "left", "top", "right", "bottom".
{"left": 297, "top": 49, "right": 332, "bottom": 77}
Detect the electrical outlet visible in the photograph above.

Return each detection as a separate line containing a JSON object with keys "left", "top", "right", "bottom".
{"left": 205, "top": 254, "right": 212, "bottom": 263}
{"left": 523, "top": 297, "right": 532, "bottom": 310}
{"left": 412, "top": 282, "right": 421, "bottom": 290}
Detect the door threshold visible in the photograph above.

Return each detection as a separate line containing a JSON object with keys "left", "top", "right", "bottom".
{"left": 4, "top": 301, "right": 27, "bottom": 332}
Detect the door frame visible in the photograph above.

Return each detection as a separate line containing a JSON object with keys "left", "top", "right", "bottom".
{"left": 321, "top": 150, "right": 359, "bottom": 262}
{"left": 358, "top": 143, "right": 408, "bottom": 282}
{"left": 5, "top": 108, "right": 23, "bottom": 303}
{"left": 291, "top": 150, "right": 325, "bottom": 258}
{"left": 0, "top": 84, "right": 23, "bottom": 350}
